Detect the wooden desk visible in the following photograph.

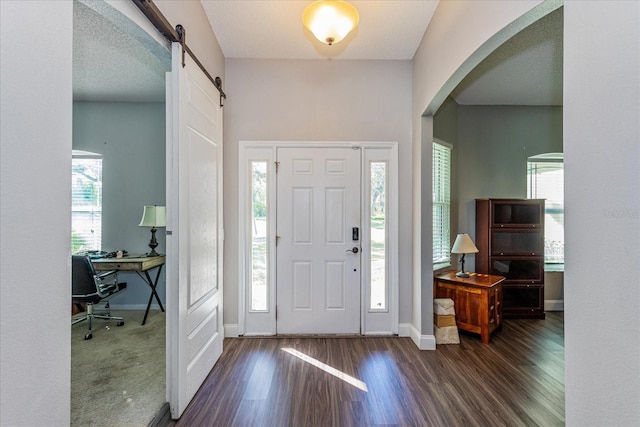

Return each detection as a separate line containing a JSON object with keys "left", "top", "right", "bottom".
{"left": 434, "top": 271, "right": 505, "bottom": 344}
{"left": 92, "top": 255, "right": 165, "bottom": 325}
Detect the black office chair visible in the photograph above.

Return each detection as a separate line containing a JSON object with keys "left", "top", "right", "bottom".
{"left": 71, "top": 255, "right": 127, "bottom": 340}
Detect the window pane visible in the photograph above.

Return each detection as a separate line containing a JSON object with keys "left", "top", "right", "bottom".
{"left": 432, "top": 142, "right": 451, "bottom": 265}
{"left": 251, "top": 161, "right": 268, "bottom": 311}
{"left": 72, "top": 157, "right": 102, "bottom": 253}
{"left": 370, "top": 162, "right": 386, "bottom": 310}
{"left": 527, "top": 156, "right": 564, "bottom": 263}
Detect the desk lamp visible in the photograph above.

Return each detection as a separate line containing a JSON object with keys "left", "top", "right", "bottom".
{"left": 139, "top": 205, "right": 166, "bottom": 256}
{"left": 451, "top": 233, "right": 479, "bottom": 278}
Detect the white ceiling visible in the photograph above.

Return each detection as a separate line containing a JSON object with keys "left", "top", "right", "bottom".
{"left": 73, "top": 0, "right": 562, "bottom": 106}
{"left": 200, "top": 0, "right": 439, "bottom": 60}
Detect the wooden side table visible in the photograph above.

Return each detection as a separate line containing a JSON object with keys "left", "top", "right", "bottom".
{"left": 434, "top": 271, "right": 505, "bottom": 343}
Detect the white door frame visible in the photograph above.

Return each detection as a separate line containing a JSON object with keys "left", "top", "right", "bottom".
{"left": 238, "top": 141, "right": 399, "bottom": 336}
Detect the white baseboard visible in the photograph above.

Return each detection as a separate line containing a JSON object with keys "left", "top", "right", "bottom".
{"left": 545, "top": 300, "right": 564, "bottom": 311}
{"left": 409, "top": 324, "right": 436, "bottom": 350}
{"left": 226, "top": 323, "right": 418, "bottom": 339}
{"left": 398, "top": 323, "right": 412, "bottom": 337}
{"left": 224, "top": 323, "right": 240, "bottom": 337}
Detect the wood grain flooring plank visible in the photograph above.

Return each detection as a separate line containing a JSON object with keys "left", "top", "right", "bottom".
{"left": 165, "top": 313, "right": 565, "bottom": 427}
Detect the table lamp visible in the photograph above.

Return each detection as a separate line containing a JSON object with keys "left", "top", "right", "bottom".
{"left": 139, "top": 205, "right": 166, "bottom": 256}
{"left": 451, "top": 233, "right": 479, "bottom": 278}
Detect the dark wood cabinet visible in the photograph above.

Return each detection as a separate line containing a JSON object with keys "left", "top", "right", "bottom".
{"left": 476, "top": 199, "right": 545, "bottom": 319}
{"left": 434, "top": 271, "right": 505, "bottom": 343}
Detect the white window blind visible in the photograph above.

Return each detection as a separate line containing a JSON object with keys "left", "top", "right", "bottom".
{"left": 72, "top": 151, "right": 103, "bottom": 253}
{"left": 433, "top": 141, "right": 451, "bottom": 266}
{"left": 527, "top": 153, "right": 564, "bottom": 264}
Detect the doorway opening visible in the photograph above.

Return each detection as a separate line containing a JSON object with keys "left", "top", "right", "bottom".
{"left": 71, "top": 0, "right": 170, "bottom": 425}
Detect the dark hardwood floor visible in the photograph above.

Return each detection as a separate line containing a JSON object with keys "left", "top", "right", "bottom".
{"left": 162, "top": 313, "right": 564, "bottom": 427}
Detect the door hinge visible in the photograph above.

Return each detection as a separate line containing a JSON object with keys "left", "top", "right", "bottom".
{"left": 276, "top": 235, "right": 281, "bottom": 246}
{"left": 275, "top": 161, "right": 280, "bottom": 173}
{"left": 275, "top": 305, "right": 278, "bottom": 321}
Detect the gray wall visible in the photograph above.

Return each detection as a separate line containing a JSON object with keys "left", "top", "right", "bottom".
{"left": 73, "top": 101, "right": 166, "bottom": 307}
{"left": 434, "top": 102, "right": 564, "bottom": 304}
{"left": 457, "top": 105, "right": 563, "bottom": 262}
{"left": 223, "top": 58, "right": 413, "bottom": 328}
{"left": 434, "top": 97, "right": 460, "bottom": 246}
{"left": 457, "top": 104, "right": 564, "bottom": 302}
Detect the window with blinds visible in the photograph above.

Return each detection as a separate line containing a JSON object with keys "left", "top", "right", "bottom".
{"left": 72, "top": 151, "right": 103, "bottom": 253}
{"left": 433, "top": 141, "right": 451, "bottom": 267}
{"left": 527, "top": 153, "right": 564, "bottom": 264}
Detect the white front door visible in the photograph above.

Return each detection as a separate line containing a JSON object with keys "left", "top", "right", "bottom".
{"left": 276, "top": 147, "right": 361, "bottom": 334}
{"left": 166, "top": 42, "right": 224, "bottom": 419}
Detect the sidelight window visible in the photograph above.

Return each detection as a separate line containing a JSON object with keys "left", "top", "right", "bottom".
{"left": 250, "top": 161, "right": 268, "bottom": 311}
{"left": 370, "top": 161, "right": 387, "bottom": 311}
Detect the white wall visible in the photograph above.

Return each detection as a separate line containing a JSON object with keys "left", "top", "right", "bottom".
{"left": 564, "top": 1, "right": 639, "bottom": 424}
{"left": 155, "top": 0, "right": 225, "bottom": 82}
{"left": 415, "top": 0, "right": 639, "bottom": 423}
{"left": 73, "top": 101, "right": 167, "bottom": 308}
{"left": 411, "top": 0, "right": 549, "bottom": 343}
{"left": 2, "top": 1, "right": 638, "bottom": 425}
{"left": 223, "top": 59, "right": 413, "bottom": 328}
{"left": 0, "top": 1, "right": 225, "bottom": 424}
{"left": 0, "top": 1, "right": 73, "bottom": 425}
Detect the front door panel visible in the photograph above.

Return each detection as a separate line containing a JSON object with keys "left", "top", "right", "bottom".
{"left": 276, "top": 147, "right": 360, "bottom": 334}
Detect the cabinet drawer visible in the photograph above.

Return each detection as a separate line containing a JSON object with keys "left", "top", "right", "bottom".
{"left": 502, "top": 285, "right": 544, "bottom": 311}
{"left": 491, "top": 257, "right": 543, "bottom": 283}
{"left": 491, "top": 229, "right": 543, "bottom": 255}
{"left": 491, "top": 200, "right": 544, "bottom": 228}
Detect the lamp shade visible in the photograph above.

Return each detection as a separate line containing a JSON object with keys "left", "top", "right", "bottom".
{"left": 302, "top": 0, "right": 359, "bottom": 45}
{"left": 139, "top": 205, "right": 166, "bottom": 228}
{"left": 451, "top": 233, "right": 479, "bottom": 254}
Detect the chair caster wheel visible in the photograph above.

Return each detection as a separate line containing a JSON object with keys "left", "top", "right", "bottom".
{"left": 84, "top": 333, "right": 93, "bottom": 340}
{"left": 117, "top": 321, "right": 124, "bottom": 327}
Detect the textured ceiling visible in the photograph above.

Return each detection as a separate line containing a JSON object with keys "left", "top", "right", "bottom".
{"left": 72, "top": 0, "right": 562, "bottom": 106}
{"left": 452, "top": 7, "right": 563, "bottom": 106}
{"left": 73, "top": 0, "right": 169, "bottom": 102}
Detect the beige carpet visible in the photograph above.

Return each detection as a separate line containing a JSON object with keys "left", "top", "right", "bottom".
{"left": 71, "top": 309, "right": 165, "bottom": 427}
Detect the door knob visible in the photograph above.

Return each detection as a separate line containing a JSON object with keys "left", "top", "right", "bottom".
{"left": 346, "top": 247, "right": 359, "bottom": 254}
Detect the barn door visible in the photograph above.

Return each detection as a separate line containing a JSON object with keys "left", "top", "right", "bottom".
{"left": 166, "top": 42, "right": 224, "bottom": 418}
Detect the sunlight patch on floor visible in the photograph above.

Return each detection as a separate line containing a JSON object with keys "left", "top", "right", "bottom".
{"left": 281, "top": 348, "right": 368, "bottom": 392}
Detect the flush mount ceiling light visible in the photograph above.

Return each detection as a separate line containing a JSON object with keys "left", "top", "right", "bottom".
{"left": 302, "top": 0, "right": 359, "bottom": 46}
